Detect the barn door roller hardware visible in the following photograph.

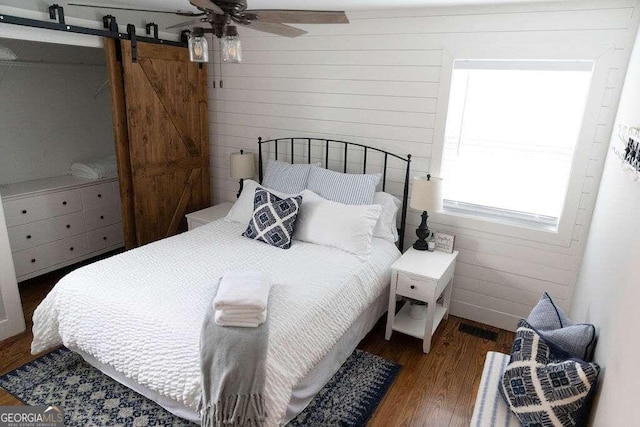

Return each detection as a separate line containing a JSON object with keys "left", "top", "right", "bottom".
{"left": 48, "top": 4, "right": 65, "bottom": 25}
{"left": 127, "top": 24, "right": 138, "bottom": 63}
{"left": 145, "top": 23, "right": 159, "bottom": 39}
{"left": 0, "top": 4, "right": 186, "bottom": 48}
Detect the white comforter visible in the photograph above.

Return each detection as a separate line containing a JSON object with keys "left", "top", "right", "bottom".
{"left": 32, "top": 220, "right": 400, "bottom": 425}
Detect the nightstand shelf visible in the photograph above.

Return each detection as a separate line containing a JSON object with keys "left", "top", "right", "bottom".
{"left": 392, "top": 302, "right": 448, "bottom": 339}
{"left": 385, "top": 248, "right": 459, "bottom": 353}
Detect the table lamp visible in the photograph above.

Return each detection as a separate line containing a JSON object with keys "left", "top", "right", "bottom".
{"left": 410, "top": 174, "right": 443, "bottom": 251}
{"left": 230, "top": 150, "right": 255, "bottom": 198}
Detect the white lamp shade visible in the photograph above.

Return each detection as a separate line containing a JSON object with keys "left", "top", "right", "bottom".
{"left": 410, "top": 176, "right": 443, "bottom": 212}
{"left": 230, "top": 151, "right": 255, "bottom": 179}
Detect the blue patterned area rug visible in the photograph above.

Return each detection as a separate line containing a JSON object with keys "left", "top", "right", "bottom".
{"left": 0, "top": 347, "right": 400, "bottom": 426}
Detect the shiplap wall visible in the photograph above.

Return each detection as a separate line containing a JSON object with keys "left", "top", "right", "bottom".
{"left": 208, "top": 0, "right": 640, "bottom": 331}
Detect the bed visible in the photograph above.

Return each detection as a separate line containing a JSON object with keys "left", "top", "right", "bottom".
{"left": 31, "top": 137, "right": 413, "bottom": 426}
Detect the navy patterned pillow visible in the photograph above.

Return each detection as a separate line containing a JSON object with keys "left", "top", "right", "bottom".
{"left": 242, "top": 188, "right": 302, "bottom": 249}
{"left": 501, "top": 320, "right": 600, "bottom": 427}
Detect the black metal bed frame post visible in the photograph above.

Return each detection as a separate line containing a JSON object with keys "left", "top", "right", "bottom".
{"left": 258, "top": 137, "right": 263, "bottom": 182}
{"left": 399, "top": 154, "right": 412, "bottom": 252}
{"left": 291, "top": 138, "right": 295, "bottom": 163}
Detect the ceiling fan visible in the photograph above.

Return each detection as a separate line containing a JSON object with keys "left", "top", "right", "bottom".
{"left": 68, "top": 0, "right": 349, "bottom": 63}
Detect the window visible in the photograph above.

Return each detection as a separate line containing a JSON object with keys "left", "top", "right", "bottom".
{"left": 441, "top": 60, "right": 593, "bottom": 230}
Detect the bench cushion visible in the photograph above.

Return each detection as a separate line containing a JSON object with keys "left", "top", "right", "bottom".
{"left": 470, "top": 351, "right": 520, "bottom": 427}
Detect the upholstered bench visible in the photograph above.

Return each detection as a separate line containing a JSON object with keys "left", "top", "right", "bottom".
{"left": 470, "top": 351, "right": 520, "bottom": 426}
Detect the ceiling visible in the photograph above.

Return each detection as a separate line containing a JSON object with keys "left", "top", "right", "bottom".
{"left": 62, "top": 0, "right": 571, "bottom": 10}
{"left": 0, "top": 0, "right": 574, "bottom": 36}
{"left": 0, "top": 0, "right": 574, "bottom": 13}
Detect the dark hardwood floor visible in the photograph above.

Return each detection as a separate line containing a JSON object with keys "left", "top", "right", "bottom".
{"left": 0, "top": 266, "right": 514, "bottom": 425}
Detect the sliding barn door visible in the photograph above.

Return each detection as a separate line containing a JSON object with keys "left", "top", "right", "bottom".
{"left": 107, "top": 39, "right": 210, "bottom": 246}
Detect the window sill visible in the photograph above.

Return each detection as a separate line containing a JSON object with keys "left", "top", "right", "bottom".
{"left": 442, "top": 205, "right": 559, "bottom": 233}
{"left": 429, "top": 209, "right": 573, "bottom": 248}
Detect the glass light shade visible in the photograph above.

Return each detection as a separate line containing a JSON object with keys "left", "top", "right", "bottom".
{"left": 410, "top": 176, "right": 443, "bottom": 212}
{"left": 220, "top": 35, "right": 242, "bottom": 63}
{"left": 188, "top": 34, "right": 209, "bottom": 63}
{"left": 230, "top": 151, "right": 255, "bottom": 179}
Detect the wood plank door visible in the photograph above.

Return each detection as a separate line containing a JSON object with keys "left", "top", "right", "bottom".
{"left": 115, "top": 40, "right": 210, "bottom": 246}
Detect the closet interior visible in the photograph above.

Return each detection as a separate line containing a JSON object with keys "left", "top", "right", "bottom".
{"left": 0, "top": 38, "right": 124, "bottom": 282}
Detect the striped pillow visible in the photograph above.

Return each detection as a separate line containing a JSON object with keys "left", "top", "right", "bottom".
{"left": 306, "top": 166, "right": 381, "bottom": 205}
{"left": 262, "top": 160, "right": 319, "bottom": 194}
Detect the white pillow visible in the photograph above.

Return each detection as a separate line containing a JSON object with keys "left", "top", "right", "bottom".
{"left": 225, "top": 179, "right": 294, "bottom": 224}
{"left": 373, "top": 192, "right": 401, "bottom": 243}
{"left": 294, "top": 190, "right": 383, "bottom": 256}
{"left": 262, "top": 160, "right": 320, "bottom": 194}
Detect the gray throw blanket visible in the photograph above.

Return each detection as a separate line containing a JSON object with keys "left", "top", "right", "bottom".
{"left": 198, "top": 292, "right": 269, "bottom": 426}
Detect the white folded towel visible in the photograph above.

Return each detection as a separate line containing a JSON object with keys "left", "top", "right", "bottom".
{"left": 213, "top": 271, "right": 271, "bottom": 312}
{"left": 70, "top": 155, "right": 118, "bottom": 180}
{"left": 214, "top": 309, "right": 267, "bottom": 328}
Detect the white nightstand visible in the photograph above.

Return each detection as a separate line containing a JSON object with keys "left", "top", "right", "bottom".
{"left": 185, "top": 202, "right": 234, "bottom": 230}
{"left": 385, "top": 248, "right": 459, "bottom": 353}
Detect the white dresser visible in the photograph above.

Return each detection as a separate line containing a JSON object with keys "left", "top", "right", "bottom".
{"left": 0, "top": 175, "right": 124, "bottom": 282}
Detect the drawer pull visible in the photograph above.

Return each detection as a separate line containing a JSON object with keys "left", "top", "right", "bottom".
{"left": 26, "top": 235, "right": 32, "bottom": 239}
{"left": 63, "top": 201, "right": 67, "bottom": 205}
{"left": 410, "top": 285, "right": 416, "bottom": 290}
{"left": 97, "top": 194, "right": 102, "bottom": 198}
{"left": 22, "top": 210, "right": 27, "bottom": 214}
{"left": 103, "top": 236, "right": 107, "bottom": 241}
{"left": 66, "top": 224, "right": 71, "bottom": 229}
{"left": 31, "top": 258, "right": 36, "bottom": 263}
{"left": 100, "top": 215, "right": 104, "bottom": 220}
{"left": 70, "top": 247, "right": 74, "bottom": 251}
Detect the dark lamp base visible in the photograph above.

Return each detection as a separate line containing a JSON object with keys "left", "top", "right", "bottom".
{"left": 413, "top": 239, "right": 430, "bottom": 251}
{"left": 412, "top": 210, "right": 432, "bottom": 251}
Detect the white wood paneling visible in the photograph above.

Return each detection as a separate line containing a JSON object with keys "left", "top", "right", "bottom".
{"left": 208, "top": 0, "right": 640, "bottom": 331}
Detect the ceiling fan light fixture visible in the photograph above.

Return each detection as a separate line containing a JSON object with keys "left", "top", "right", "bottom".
{"left": 188, "top": 28, "right": 209, "bottom": 63}
{"left": 220, "top": 26, "right": 242, "bottom": 64}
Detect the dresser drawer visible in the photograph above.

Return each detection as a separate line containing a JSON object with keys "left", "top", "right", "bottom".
{"left": 84, "top": 205, "right": 122, "bottom": 231}
{"left": 8, "top": 220, "right": 51, "bottom": 252}
{"left": 42, "top": 189, "right": 83, "bottom": 218}
{"left": 13, "top": 245, "right": 54, "bottom": 277}
{"left": 396, "top": 272, "right": 435, "bottom": 301}
{"left": 7, "top": 212, "right": 86, "bottom": 252}
{"left": 50, "top": 234, "right": 89, "bottom": 264}
{"left": 49, "top": 212, "right": 86, "bottom": 240}
{"left": 3, "top": 196, "right": 46, "bottom": 227}
{"left": 81, "top": 182, "right": 116, "bottom": 210}
{"left": 87, "top": 223, "right": 124, "bottom": 253}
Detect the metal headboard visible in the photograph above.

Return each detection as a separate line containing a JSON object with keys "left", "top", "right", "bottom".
{"left": 257, "top": 137, "right": 412, "bottom": 252}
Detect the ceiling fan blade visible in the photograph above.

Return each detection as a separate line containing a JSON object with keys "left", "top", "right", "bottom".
{"left": 248, "top": 10, "right": 349, "bottom": 24}
{"left": 166, "top": 17, "right": 208, "bottom": 30}
{"left": 189, "top": 0, "right": 225, "bottom": 15}
{"left": 238, "top": 20, "right": 307, "bottom": 38}
{"left": 67, "top": 2, "right": 202, "bottom": 16}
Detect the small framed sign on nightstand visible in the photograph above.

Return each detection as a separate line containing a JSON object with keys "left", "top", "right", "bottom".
{"left": 434, "top": 232, "right": 455, "bottom": 253}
